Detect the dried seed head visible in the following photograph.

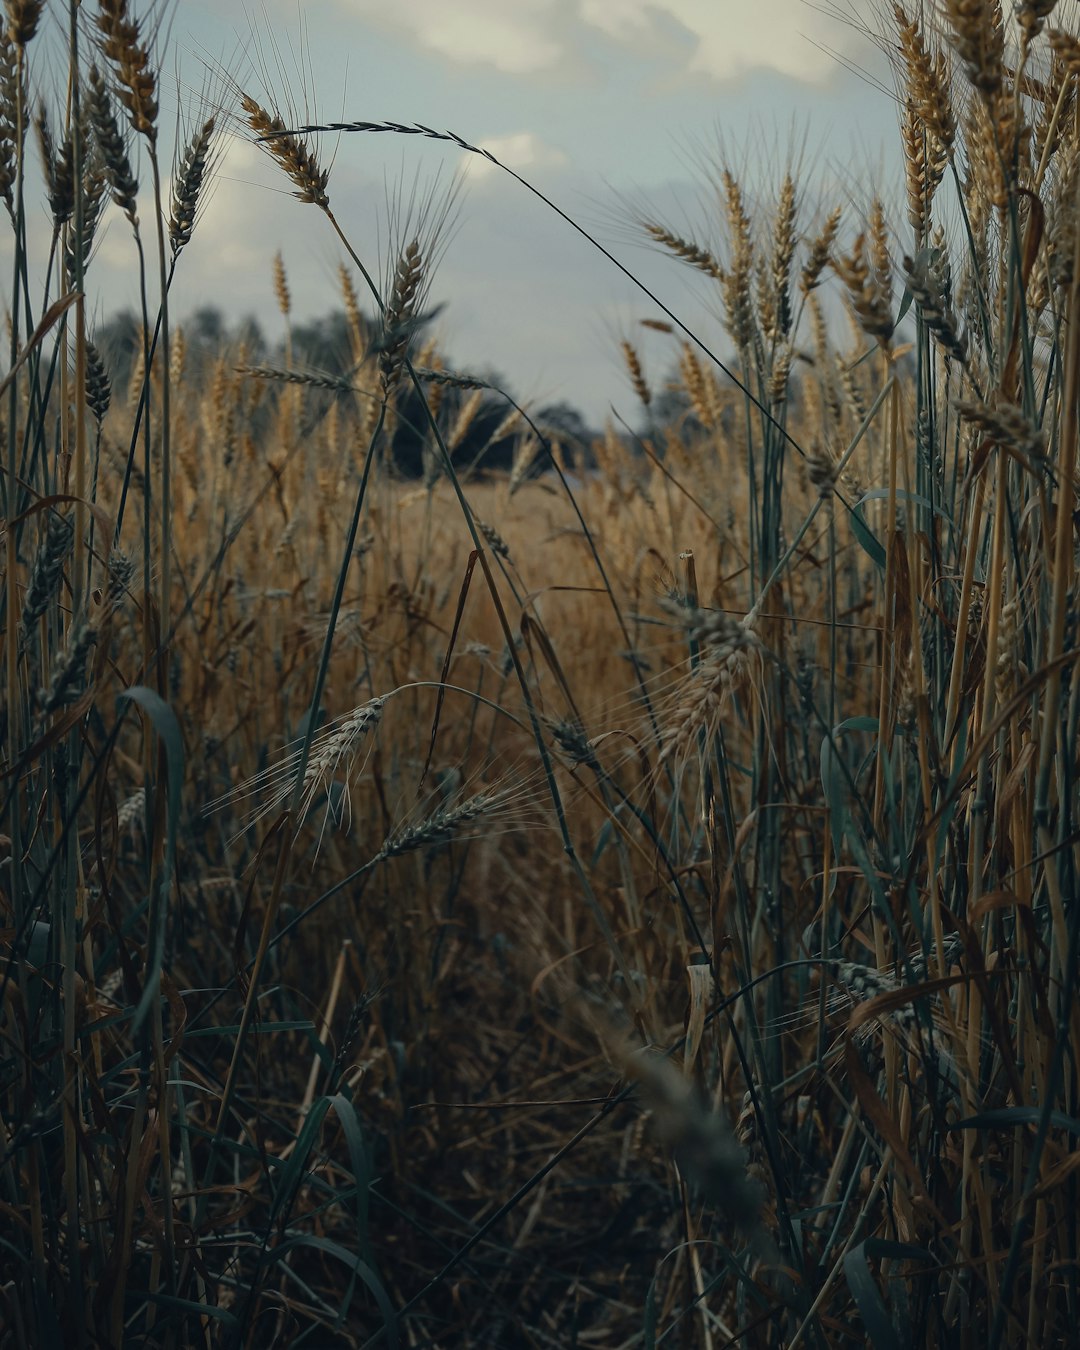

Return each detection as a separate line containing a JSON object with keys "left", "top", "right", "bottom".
{"left": 995, "top": 595, "right": 1027, "bottom": 702}
{"left": 721, "top": 170, "right": 755, "bottom": 350}
{"left": 380, "top": 237, "right": 424, "bottom": 392}
{"left": 374, "top": 787, "right": 506, "bottom": 863}
{"left": 551, "top": 718, "right": 598, "bottom": 767}
{"left": 95, "top": 0, "right": 159, "bottom": 142}
{"left": 1047, "top": 27, "right": 1080, "bottom": 77}
{"left": 768, "top": 344, "right": 792, "bottom": 405}
{"left": 833, "top": 209, "right": 894, "bottom": 349}
{"left": 963, "top": 88, "right": 1015, "bottom": 217}
{"left": 643, "top": 220, "right": 725, "bottom": 281}
{"left": 66, "top": 150, "right": 108, "bottom": 287}
{"left": 169, "top": 115, "right": 215, "bottom": 256}
{"left": 939, "top": 0, "right": 1004, "bottom": 98}
{"left": 300, "top": 697, "right": 384, "bottom": 829}
{"left": 1016, "top": 0, "right": 1057, "bottom": 46}
{"left": 900, "top": 97, "right": 948, "bottom": 244}
{"left": 36, "top": 106, "right": 74, "bottom": 228}
{"left": 241, "top": 362, "right": 356, "bottom": 395}
{"left": 622, "top": 1048, "right": 767, "bottom": 1230}
{"left": 414, "top": 364, "right": 485, "bottom": 392}
{"left": 869, "top": 198, "right": 892, "bottom": 294}
{"left": 208, "top": 696, "right": 384, "bottom": 836}
{"left": 807, "top": 445, "right": 839, "bottom": 498}
{"left": 766, "top": 173, "right": 798, "bottom": 341}
{"left": 673, "top": 603, "right": 763, "bottom": 655}
{"left": 447, "top": 387, "right": 484, "bottom": 451}
{"left": 903, "top": 247, "right": 967, "bottom": 365}
{"left": 893, "top": 5, "right": 956, "bottom": 154}
{"left": 86, "top": 65, "right": 139, "bottom": 224}
{"left": 508, "top": 430, "right": 541, "bottom": 495}
{"left": 828, "top": 959, "right": 923, "bottom": 1034}
{"left": 38, "top": 612, "right": 98, "bottom": 716}
{"left": 85, "top": 342, "right": 112, "bottom": 424}
{"left": 680, "top": 342, "right": 714, "bottom": 427}
{"left": 103, "top": 549, "right": 136, "bottom": 614}
{"left": 19, "top": 511, "right": 73, "bottom": 644}
{"left": 117, "top": 786, "right": 145, "bottom": 834}
{"left": 5, "top": 0, "right": 43, "bottom": 47}
{"left": 330, "top": 989, "right": 379, "bottom": 1085}
{"left": 170, "top": 325, "right": 186, "bottom": 386}
{"left": 1047, "top": 143, "right": 1080, "bottom": 289}
{"left": 243, "top": 94, "right": 329, "bottom": 208}
{"left": 272, "top": 250, "right": 290, "bottom": 318}
{"left": 0, "top": 31, "right": 19, "bottom": 212}
{"left": 338, "top": 262, "right": 367, "bottom": 360}
{"left": 477, "top": 519, "right": 510, "bottom": 558}
{"left": 800, "top": 205, "right": 843, "bottom": 295}
{"left": 954, "top": 397, "right": 1047, "bottom": 467}
{"left": 621, "top": 339, "right": 651, "bottom": 408}
{"left": 658, "top": 612, "right": 765, "bottom": 765}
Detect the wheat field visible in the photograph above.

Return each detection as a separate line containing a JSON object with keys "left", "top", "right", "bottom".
{"left": 2, "top": 1, "right": 1080, "bottom": 1345}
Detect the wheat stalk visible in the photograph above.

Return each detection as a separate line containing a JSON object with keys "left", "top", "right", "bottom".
{"left": 904, "top": 248, "right": 968, "bottom": 366}
{"left": 36, "top": 105, "right": 74, "bottom": 228}
{"left": 802, "top": 220, "right": 841, "bottom": 319}
{"left": 241, "top": 93, "right": 328, "bottom": 207}
{"left": 5, "top": 0, "right": 43, "bottom": 47}
{"left": 720, "top": 170, "right": 755, "bottom": 351}
{"left": 621, "top": 339, "right": 651, "bottom": 408}
{"left": 447, "top": 387, "right": 484, "bottom": 450}
{"left": 18, "top": 510, "right": 73, "bottom": 647}
{"left": 939, "top": 0, "right": 1005, "bottom": 98}
{"left": 893, "top": 4, "right": 956, "bottom": 155}
{"left": 372, "top": 787, "right": 512, "bottom": 863}
{"left": 477, "top": 520, "right": 510, "bottom": 558}
{"left": 643, "top": 221, "right": 725, "bottom": 281}
{"left": 85, "top": 342, "right": 112, "bottom": 424}
{"left": 117, "top": 787, "right": 146, "bottom": 834}
{"left": 37, "top": 611, "right": 97, "bottom": 717}
{"left": 95, "top": 0, "right": 159, "bottom": 142}
{"left": 86, "top": 63, "right": 139, "bottom": 225}
{"left": 169, "top": 115, "right": 215, "bottom": 257}
{"left": 66, "top": 148, "right": 107, "bottom": 289}
{"left": 833, "top": 211, "right": 894, "bottom": 349}
{"left": 620, "top": 1047, "right": 767, "bottom": 1232}
{"left": 210, "top": 697, "right": 385, "bottom": 835}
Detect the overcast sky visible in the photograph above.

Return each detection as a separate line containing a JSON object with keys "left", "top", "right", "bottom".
{"left": 26, "top": 0, "right": 906, "bottom": 422}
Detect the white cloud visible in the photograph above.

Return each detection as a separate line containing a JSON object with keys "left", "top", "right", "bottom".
{"left": 342, "top": 0, "right": 563, "bottom": 74}
{"left": 338, "top": 0, "right": 864, "bottom": 82}
{"left": 463, "top": 132, "right": 568, "bottom": 181}
{"left": 580, "top": 0, "right": 858, "bottom": 82}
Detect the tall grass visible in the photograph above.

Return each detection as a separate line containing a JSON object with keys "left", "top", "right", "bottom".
{"left": 1, "top": 0, "right": 1079, "bottom": 1345}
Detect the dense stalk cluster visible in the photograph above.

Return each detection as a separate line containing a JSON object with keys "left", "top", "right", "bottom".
{"left": 4, "top": 3, "right": 1080, "bottom": 1346}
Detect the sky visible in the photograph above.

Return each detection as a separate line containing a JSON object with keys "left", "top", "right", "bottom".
{"left": 24, "top": 0, "right": 904, "bottom": 424}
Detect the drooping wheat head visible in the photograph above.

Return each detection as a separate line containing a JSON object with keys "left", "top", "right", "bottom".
{"left": 242, "top": 93, "right": 329, "bottom": 208}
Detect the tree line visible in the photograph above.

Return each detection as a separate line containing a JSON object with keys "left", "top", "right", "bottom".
{"left": 93, "top": 305, "right": 601, "bottom": 479}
